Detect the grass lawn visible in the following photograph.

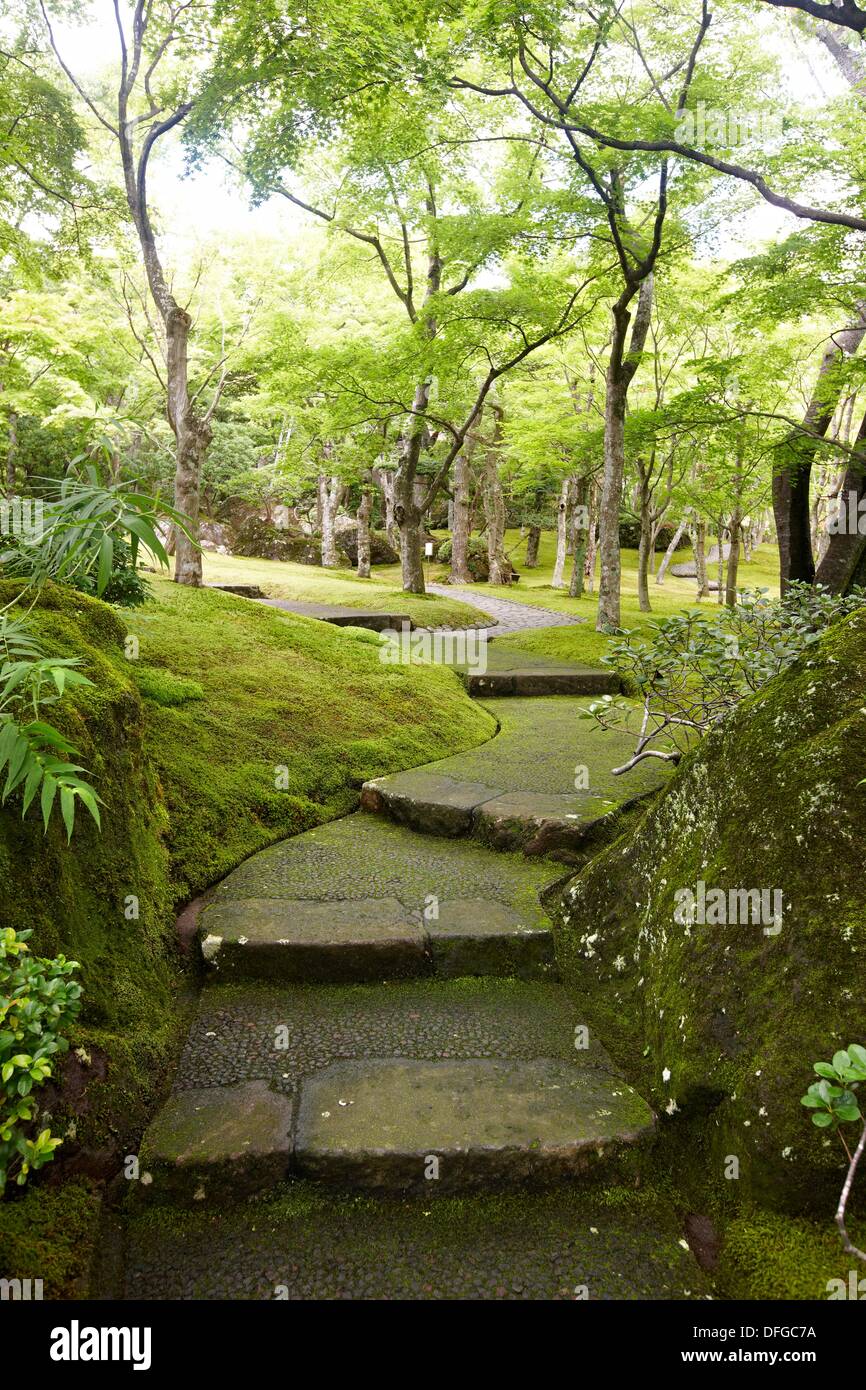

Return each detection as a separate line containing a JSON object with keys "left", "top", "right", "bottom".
{"left": 412, "top": 530, "right": 781, "bottom": 667}
{"left": 202, "top": 550, "right": 489, "bottom": 630}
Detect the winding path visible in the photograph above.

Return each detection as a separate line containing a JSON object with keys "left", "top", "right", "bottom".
{"left": 122, "top": 646, "right": 700, "bottom": 1301}
{"left": 426, "top": 582, "right": 584, "bottom": 635}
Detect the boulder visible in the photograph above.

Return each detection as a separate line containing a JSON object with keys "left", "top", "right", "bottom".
{"left": 232, "top": 516, "right": 324, "bottom": 565}
{"left": 548, "top": 612, "right": 866, "bottom": 1211}
{"left": 337, "top": 524, "right": 399, "bottom": 567}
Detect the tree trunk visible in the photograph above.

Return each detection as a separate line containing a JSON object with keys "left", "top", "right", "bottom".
{"left": 816, "top": 408, "right": 866, "bottom": 591}
{"left": 596, "top": 275, "right": 654, "bottom": 630}
{"left": 656, "top": 513, "right": 689, "bottom": 585}
{"left": 483, "top": 407, "right": 507, "bottom": 585}
{"left": 319, "top": 474, "right": 344, "bottom": 569}
{"left": 694, "top": 520, "right": 710, "bottom": 599}
{"left": 773, "top": 303, "right": 866, "bottom": 592}
{"left": 716, "top": 520, "right": 726, "bottom": 604}
{"left": 356, "top": 487, "right": 372, "bottom": 578}
{"left": 6, "top": 410, "right": 17, "bottom": 496}
{"left": 551, "top": 476, "right": 572, "bottom": 588}
{"left": 525, "top": 525, "right": 541, "bottom": 568}
{"left": 373, "top": 466, "right": 399, "bottom": 551}
{"left": 636, "top": 462, "right": 652, "bottom": 612}
{"left": 568, "top": 476, "right": 589, "bottom": 598}
{"left": 450, "top": 434, "right": 476, "bottom": 584}
{"left": 584, "top": 477, "right": 599, "bottom": 592}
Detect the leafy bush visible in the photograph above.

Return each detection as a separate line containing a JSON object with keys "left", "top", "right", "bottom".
{"left": 585, "top": 583, "right": 866, "bottom": 773}
{"left": 0, "top": 611, "right": 101, "bottom": 839}
{"left": 67, "top": 536, "right": 151, "bottom": 608}
{"left": 802, "top": 1046, "right": 866, "bottom": 1265}
{"left": 0, "top": 927, "right": 81, "bottom": 1193}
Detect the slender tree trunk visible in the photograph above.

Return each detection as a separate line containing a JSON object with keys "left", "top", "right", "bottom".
{"left": 551, "top": 476, "right": 573, "bottom": 589}
{"left": 597, "top": 275, "right": 654, "bottom": 630}
{"left": 568, "top": 475, "right": 589, "bottom": 598}
{"left": 450, "top": 438, "right": 474, "bottom": 584}
{"left": 319, "top": 474, "right": 344, "bottom": 569}
{"left": 636, "top": 461, "right": 653, "bottom": 612}
{"left": 725, "top": 449, "right": 745, "bottom": 607}
{"left": 656, "top": 512, "right": 689, "bottom": 585}
{"left": 584, "top": 477, "right": 599, "bottom": 592}
{"left": 816, "top": 408, "right": 866, "bottom": 591}
{"left": 694, "top": 520, "right": 710, "bottom": 599}
{"left": 356, "top": 487, "right": 372, "bottom": 578}
{"left": 483, "top": 407, "right": 507, "bottom": 585}
{"left": 716, "top": 519, "right": 726, "bottom": 604}
{"left": 6, "top": 410, "right": 17, "bottom": 496}
{"left": 373, "top": 466, "right": 399, "bottom": 551}
{"left": 525, "top": 525, "right": 541, "bottom": 568}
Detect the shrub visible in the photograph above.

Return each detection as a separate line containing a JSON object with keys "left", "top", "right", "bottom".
{"left": 0, "top": 927, "right": 81, "bottom": 1193}
{"left": 68, "top": 536, "right": 151, "bottom": 608}
{"left": 585, "top": 583, "right": 866, "bottom": 773}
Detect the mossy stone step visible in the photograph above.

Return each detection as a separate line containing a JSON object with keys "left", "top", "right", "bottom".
{"left": 137, "top": 1058, "right": 654, "bottom": 1201}
{"left": 360, "top": 696, "right": 672, "bottom": 863}
{"left": 455, "top": 648, "right": 620, "bottom": 697}
{"left": 257, "top": 598, "right": 413, "bottom": 631}
{"left": 138, "top": 1081, "right": 293, "bottom": 1203}
{"left": 198, "top": 896, "right": 554, "bottom": 982}
{"left": 294, "top": 1057, "right": 655, "bottom": 1192}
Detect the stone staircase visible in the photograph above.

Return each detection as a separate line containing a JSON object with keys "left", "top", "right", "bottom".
{"left": 133, "top": 648, "right": 681, "bottom": 1305}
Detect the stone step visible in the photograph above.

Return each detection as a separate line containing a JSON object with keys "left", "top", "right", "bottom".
{"left": 256, "top": 598, "right": 413, "bottom": 632}
{"left": 199, "top": 896, "right": 554, "bottom": 982}
{"left": 463, "top": 667, "right": 619, "bottom": 696}
{"left": 294, "top": 1057, "right": 655, "bottom": 1192}
{"left": 360, "top": 695, "right": 671, "bottom": 863}
{"left": 137, "top": 1056, "right": 655, "bottom": 1201}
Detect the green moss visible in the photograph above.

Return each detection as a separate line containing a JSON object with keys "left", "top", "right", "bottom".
{"left": 0, "top": 1180, "right": 103, "bottom": 1298}
{"left": 551, "top": 611, "right": 866, "bottom": 1211}
{"left": 133, "top": 666, "right": 205, "bottom": 705}
{"left": 0, "top": 575, "right": 497, "bottom": 1288}
{"left": 717, "top": 1207, "right": 866, "bottom": 1301}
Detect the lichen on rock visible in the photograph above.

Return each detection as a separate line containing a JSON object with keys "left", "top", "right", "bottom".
{"left": 550, "top": 611, "right": 866, "bottom": 1212}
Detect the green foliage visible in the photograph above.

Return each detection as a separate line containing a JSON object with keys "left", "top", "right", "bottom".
{"left": 801, "top": 1046, "right": 866, "bottom": 1130}
{"left": 133, "top": 667, "right": 205, "bottom": 707}
{"left": 0, "top": 927, "right": 81, "bottom": 1194}
{"left": 0, "top": 612, "right": 101, "bottom": 840}
{"left": 585, "top": 584, "right": 866, "bottom": 769}
{"left": 68, "top": 536, "right": 151, "bottom": 608}
{"left": 0, "top": 468, "right": 181, "bottom": 597}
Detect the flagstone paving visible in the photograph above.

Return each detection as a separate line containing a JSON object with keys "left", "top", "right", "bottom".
{"left": 128, "top": 634, "right": 700, "bottom": 1300}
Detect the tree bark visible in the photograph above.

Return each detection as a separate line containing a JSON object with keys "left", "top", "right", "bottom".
{"left": 693, "top": 520, "right": 710, "bottom": 599}
{"left": 356, "top": 487, "right": 372, "bottom": 578}
{"left": 525, "top": 524, "right": 541, "bottom": 568}
{"left": 450, "top": 434, "right": 476, "bottom": 584}
{"left": 482, "top": 407, "right": 507, "bottom": 585}
{"left": 816, "top": 407, "right": 866, "bottom": 591}
{"left": 551, "top": 476, "right": 573, "bottom": 589}
{"left": 636, "top": 468, "right": 653, "bottom": 612}
{"left": 319, "top": 473, "right": 344, "bottom": 568}
{"left": 773, "top": 304, "right": 866, "bottom": 591}
{"left": 596, "top": 274, "right": 654, "bottom": 629}
{"left": 6, "top": 410, "right": 17, "bottom": 497}
{"left": 568, "top": 475, "right": 590, "bottom": 598}
{"left": 656, "top": 512, "right": 689, "bottom": 584}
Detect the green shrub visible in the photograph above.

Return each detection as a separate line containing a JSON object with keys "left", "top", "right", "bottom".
{"left": 0, "top": 927, "right": 81, "bottom": 1193}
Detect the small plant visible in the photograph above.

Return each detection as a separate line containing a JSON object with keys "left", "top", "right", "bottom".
{"left": 0, "top": 927, "right": 82, "bottom": 1193}
{"left": 584, "top": 584, "right": 866, "bottom": 773}
{"left": 801, "top": 1045, "right": 866, "bottom": 1265}
{"left": 0, "top": 612, "right": 102, "bottom": 840}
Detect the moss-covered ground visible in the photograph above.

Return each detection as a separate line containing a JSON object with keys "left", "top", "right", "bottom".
{"left": 201, "top": 551, "right": 489, "bottom": 629}
{"left": 0, "top": 576, "right": 495, "bottom": 1293}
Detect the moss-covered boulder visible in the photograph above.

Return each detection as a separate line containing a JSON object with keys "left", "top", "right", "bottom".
{"left": 550, "top": 611, "right": 866, "bottom": 1212}
{"left": 232, "top": 516, "right": 324, "bottom": 565}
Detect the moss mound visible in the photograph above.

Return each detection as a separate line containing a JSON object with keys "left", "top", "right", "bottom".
{"left": 0, "top": 577, "right": 494, "bottom": 1263}
{"left": 550, "top": 610, "right": 866, "bottom": 1212}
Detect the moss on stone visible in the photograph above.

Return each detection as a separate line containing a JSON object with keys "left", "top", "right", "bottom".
{"left": 550, "top": 611, "right": 866, "bottom": 1213}
{"left": 716, "top": 1207, "right": 866, "bottom": 1300}
{"left": 0, "top": 1180, "right": 103, "bottom": 1298}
